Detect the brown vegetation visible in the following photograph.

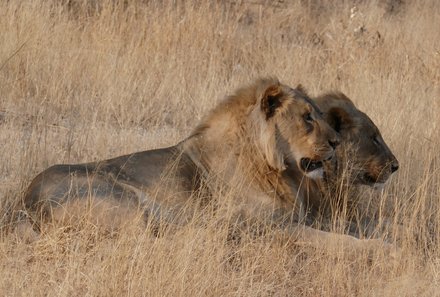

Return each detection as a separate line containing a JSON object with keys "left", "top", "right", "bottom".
{"left": 0, "top": 0, "right": 439, "bottom": 296}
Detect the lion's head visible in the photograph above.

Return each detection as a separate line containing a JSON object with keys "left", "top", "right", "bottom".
{"left": 187, "top": 78, "right": 340, "bottom": 181}
{"left": 251, "top": 79, "right": 340, "bottom": 179}
{"left": 314, "top": 92, "right": 399, "bottom": 187}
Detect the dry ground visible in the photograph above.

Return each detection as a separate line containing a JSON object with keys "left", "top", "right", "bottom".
{"left": 0, "top": 1, "right": 439, "bottom": 296}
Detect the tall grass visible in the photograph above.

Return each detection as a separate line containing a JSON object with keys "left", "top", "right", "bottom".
{"left": 0, "top": 0, "right": 439, "bottom": 296}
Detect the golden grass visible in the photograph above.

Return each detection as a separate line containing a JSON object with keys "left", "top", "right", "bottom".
{"left": 0, "top": 0, "right": 439, "bottom": 296}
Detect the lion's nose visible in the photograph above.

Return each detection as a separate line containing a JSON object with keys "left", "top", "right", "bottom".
{"left": 391, "top": 161, "right": 399, "bottom": 173}
{"left": 328, "top": 139, "right": 340, "bottom": 149}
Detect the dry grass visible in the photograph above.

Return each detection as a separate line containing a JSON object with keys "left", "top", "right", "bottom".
{"left": 0, "top": 0, "right": 439, "bottom": 296}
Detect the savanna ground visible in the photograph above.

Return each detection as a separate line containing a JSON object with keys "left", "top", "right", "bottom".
{"left": 0, "top": 0, "right": 439, "bottom": 296}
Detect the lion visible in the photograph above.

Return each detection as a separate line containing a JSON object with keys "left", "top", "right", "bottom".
{"left": 299, "top": 91, "right": 399, "bottom": 236}
{"left": 22, "top": 78, "right": 392, "bottom": 251}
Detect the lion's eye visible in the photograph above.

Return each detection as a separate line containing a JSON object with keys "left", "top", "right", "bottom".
{"left": 372, "top": 136, "right": 380, "bottom": 146}
{"left": 304, "top": 113, "right": 313, "bottom": 123}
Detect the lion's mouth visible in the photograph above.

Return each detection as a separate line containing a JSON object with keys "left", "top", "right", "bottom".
{"left": 300, "top": 158, "right": 324, "bottom": 173}
{"left": 362, "top": 172, "right": 389, "bottom": 188}
{"left": 362, "top": 172, "right": 389, "bottom": 186}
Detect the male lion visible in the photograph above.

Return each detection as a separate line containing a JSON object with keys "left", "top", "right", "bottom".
{"left": 300, "top": 91, "right": 399, "bottom": 236}
{"left": 23, "top": 78, "right": 388, "bottom": 250}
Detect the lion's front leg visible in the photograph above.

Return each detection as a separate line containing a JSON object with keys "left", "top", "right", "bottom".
{"left": 289, "top": 224, "right": 400, "bottom": 258}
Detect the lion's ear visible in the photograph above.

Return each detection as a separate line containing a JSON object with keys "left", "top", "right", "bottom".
{"left": 260, "top": 84, "right": 284, "bottom": 120}
{"left": 295, "top": 84, "right": 309, "bottom": 97}
{"left": 327, "top": 107, "right": 353, "bottom": 133}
